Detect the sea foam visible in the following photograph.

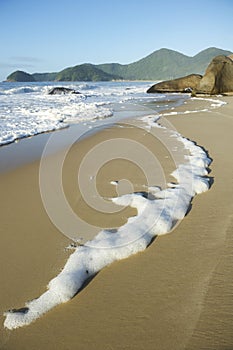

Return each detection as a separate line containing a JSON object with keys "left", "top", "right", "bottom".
{"left": 0, "top": 81, "right": 158, "bottom": 146}
{"left": 4, "top": 113, "right": 212, "bottom": 330}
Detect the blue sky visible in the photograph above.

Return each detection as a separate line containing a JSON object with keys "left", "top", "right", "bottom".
{"left": 1, "top": 0, "right": 232, "bottom": 81}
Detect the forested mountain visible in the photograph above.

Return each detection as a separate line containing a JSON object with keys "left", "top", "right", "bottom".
{"left": 6, "top": 47, "right": 232, "bottom": 82}
{"left": 55, "top": 64, "right": 122, "bottom": 81}
{"left": 98, "top": 47, "right": 233, "bottom": 80}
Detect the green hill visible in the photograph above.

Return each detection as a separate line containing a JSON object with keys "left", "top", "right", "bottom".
{"left": 6, "top": 47, "right": 233, "bottom": 82}
{"left": 7, "top": 70, "right": 35, "bottom": 82}
{"left": 55, "top": 63, "right": 122, "bottom": 81}
{"left": 98, "top": 47, "right": 233, "bottom": 80}
{"left": 7, "top": 65, "right": 122, "bottom": 82}
{"left": 98, "top": 49, "right": 189, "bottom": 80}
{"left": 32, "top": 72, "right": 57, "bottom": 81}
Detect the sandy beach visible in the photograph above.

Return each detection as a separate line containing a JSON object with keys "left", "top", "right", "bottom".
{"left": 0, "top": 96, "right": 233, "bottom": 350}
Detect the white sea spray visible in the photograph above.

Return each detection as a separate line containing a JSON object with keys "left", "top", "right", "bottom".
{"left": 0, "top": 82, "right": 158, "bottom": 146}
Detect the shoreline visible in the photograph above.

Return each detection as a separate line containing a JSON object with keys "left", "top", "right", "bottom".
{"left": 0, "top": 92, "right": 219, "bottom": 174}
{"left": 1, "top": 96, "right": 233, "bottom": 349}
{"left": 0, "top": 87, "right": 190, "bottom": 173}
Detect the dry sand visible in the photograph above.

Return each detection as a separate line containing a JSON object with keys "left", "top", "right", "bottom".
{"left": 0, "top": 96, "right": 233, "bottom": 350}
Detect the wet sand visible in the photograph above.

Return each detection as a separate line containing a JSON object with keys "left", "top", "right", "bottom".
{"left": 1, "top": 96, "right": 233, "bottom": 349}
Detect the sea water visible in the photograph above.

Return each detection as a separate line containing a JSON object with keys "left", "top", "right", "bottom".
{"left": 1, "top": 81, "right": 225, "bottom": 329}
{"left": 0, "top": 81, "right": 187, "bottom": 146}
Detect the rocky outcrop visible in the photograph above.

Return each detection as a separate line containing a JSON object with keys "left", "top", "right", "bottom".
{"left": 147, "top": 74, "right": 202, "bottom": 93}
{"left": 147, "top": 55, "right": 233, "bottom": 95}
{"left": 196, "top": 55, "right": 233, "bottom": 94}
{"left": 48, "top": 87, "right": 80, "bottom": 95}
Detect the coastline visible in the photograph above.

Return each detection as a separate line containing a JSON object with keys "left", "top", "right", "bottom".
{"left": 1, "top": 96, "right": 233, "bottom": 349}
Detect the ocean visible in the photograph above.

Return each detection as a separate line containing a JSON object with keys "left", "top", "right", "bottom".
{"left": 0, "top": 81, "right": 188, "bottom": 146}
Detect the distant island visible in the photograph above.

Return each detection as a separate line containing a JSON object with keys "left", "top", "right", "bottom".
{"left": 6, "top": 47, "right": 232, "bottom": 82}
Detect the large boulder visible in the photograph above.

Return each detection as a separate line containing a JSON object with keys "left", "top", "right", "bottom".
{"left": 196, "top": 55, "right": 233, "bottom": 94}
{"left": 147, "top": 74, "right": 202, "bottom": 93}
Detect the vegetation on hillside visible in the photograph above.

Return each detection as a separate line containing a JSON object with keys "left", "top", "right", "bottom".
{"left": 98, "top": 47, "right": 233, "bottom": 80}
{"left": 55, "top": 64, "right": 122, "bottom": 81}
{"left": 7, "top": 65, "right": 122, "bottom": 82}
{"left": 7, "top": 70, "right": 35, "bottom": 82}
{"left": 32, "top": 72, "right": 57, "bottom": 81}
{"left": 6, "top": 47, "right": 232, "bottom": 82}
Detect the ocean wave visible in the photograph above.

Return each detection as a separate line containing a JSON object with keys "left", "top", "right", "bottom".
{"left": 0, "top": 81, "right": 159, "bottom": 146}
{"left": 0, "top": 86, "right": 44, "bottom": 95}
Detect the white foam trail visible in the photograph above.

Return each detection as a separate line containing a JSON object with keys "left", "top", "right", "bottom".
{"left": 191, "top": 96, "right": 226, "bottom": 108}
{"left": 4, "top": 114, "right": 212, "bottom": 330}
{"left": 156, "top": 97, "right": 226, "bottom": 118}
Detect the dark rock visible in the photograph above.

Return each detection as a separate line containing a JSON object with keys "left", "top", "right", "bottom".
{"left": 48, "top": 87, "right": 81, "bottom": 95}
{"left": 196, "top": 55, "right": 233, "bottom": 94}
{"left": 147, "top": 74, "right": 203, "bottom": 93}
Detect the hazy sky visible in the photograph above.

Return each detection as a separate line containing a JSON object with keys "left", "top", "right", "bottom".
{"left": 1, "top": 0, "right": 232, "bottom": 81}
